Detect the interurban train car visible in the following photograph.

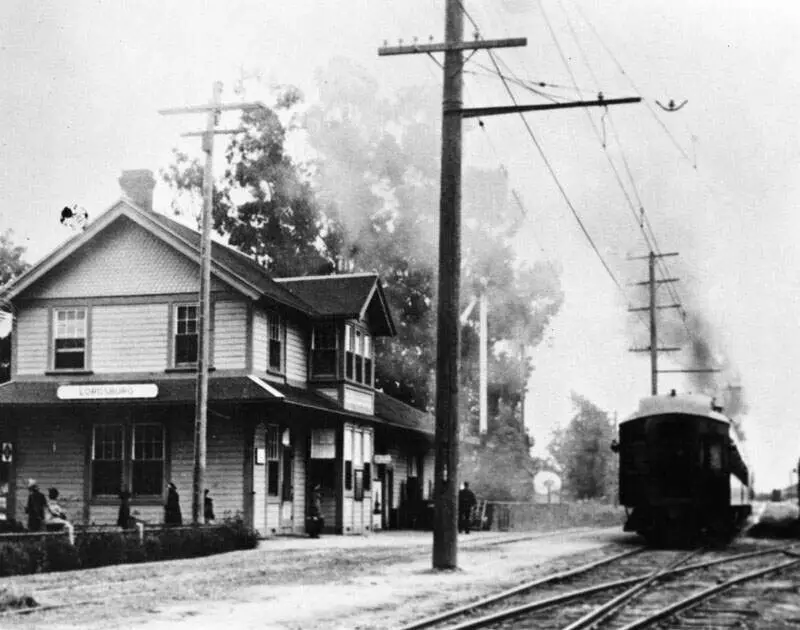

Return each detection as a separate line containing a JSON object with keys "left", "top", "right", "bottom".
{"left": 616, "top": 392, "right": 751, "bottom": 545}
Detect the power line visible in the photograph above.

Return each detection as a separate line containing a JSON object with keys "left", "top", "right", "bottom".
{"left": 569, "top": 0, "right": 696, "bottom": 168}
{"left": 543, "top": 0, "right": 692, "bottom": 336}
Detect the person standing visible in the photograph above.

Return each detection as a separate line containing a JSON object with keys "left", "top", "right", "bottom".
{"left": 117, "top": 489, "right": 133, "bottom": 529}
{"left": 204, "top": 489, "right": 215, "bottom": 523}
{"left": 458, "top": 481, "right": 477, "bottom": 534}
{"left": 164, "top": 482, "right": 182, "bottom": 526}
{"left": 25, "top": 480, "right": 47, "bottom": 532}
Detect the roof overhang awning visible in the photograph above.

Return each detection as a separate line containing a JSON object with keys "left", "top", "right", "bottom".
{"left": 0, "top": 375, "right": 285, "bottom": 406}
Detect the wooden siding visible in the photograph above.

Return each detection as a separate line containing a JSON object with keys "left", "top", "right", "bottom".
{"left": 285, "top": 321, "right": 307, "bottom": 385}
{"left": 252, "top": 423, "right": 266, "bottom": 535}
{"left": 387, "top": 445, "right": 408, "bottom": 510}
{"left": 423, "top": 451, "right": 435, "bottom": 500}
{"left": 251, "top": 309, "right": 268, "bottom": 374}
{"left": 14, "top": 307, "right": 48, "bottom": 375}
{"left": 92, "top": 304, "right": 168, "bottom": 373}
{"left": 213, "top": 301, "right": 247, "bottom": 370}
{"left": 343, "top": 385, "right": 374, "bottom": 415}
{"left": 292, "top": 428, "right": 307, "bottom": 534}
{"left": 20, "top": 216, "right": 228, "bottom": 299}
{"left": 13, "top": 410, "right": 85, "bottom": 524}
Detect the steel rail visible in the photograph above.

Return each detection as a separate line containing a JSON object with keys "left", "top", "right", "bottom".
{"left": 430, "top": 543, "right": 798, "bottom": 630}
{"left": 616, "top": 555, "right": 800, "bottom": 630}
{"left": 395, "top": 548, "right": 643, "bottom": 630}
{"left": 560, "top": 549, "right": 702, "bottom": 630}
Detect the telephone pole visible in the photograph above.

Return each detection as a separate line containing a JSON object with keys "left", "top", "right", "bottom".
{"left": 380, "top": 1, "right": 640, "bottom": 569}
{"left": 628, "top": 251, "right": 680, "bottom": 395}
{"left": 159, "top": 83, "right": 264, "bottom": 524}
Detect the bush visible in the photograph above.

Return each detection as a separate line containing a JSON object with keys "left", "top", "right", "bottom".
{"left": 0, "top": 518, "right": 259, "bottom": 577}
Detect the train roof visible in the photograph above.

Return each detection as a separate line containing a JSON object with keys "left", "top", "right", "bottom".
{"left": 621, "top": 394, "right": 731, "bottom": 426}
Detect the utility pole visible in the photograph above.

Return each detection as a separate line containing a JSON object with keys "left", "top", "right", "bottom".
{"left": 159, "top": 83, "right": 264, "bottom": 524}
{"left": 380, "top": 1, "right": 640, "bottom": 570}
{"left": 628, "top": 251, "right": 680, "bottom": 395}
{"left": 479, "top": 291, "right": 488, "bottom": 435}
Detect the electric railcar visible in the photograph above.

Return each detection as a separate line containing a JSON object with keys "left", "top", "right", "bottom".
{"left": 616, "top": 392, "right": 751, "bottom": 545}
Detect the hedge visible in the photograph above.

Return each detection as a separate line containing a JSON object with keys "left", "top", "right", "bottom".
{"left": 0, "top": 517, "right": 259, "bottom": 577}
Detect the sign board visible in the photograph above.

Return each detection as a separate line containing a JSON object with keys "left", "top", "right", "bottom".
{"left": 0, "top": 442, "right": 12, "bottom": 463}
{"left": 373, "top": 454, "right": 392, "bottom": 465}
{"left": 57, "top": 383, "right": 158, "bottom": 400}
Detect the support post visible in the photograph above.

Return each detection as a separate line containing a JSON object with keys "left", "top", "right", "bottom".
{"left": 432, "top": 0, "right": 464, "bottom": 570}
{"left": 159, "top": 84, "right": 265, "bottom": 525}
{"left": 479, "top": 291, "right": 488, "bottom": 435}
{"left": 649, "top": 252, "right": 657, "bottom": 395}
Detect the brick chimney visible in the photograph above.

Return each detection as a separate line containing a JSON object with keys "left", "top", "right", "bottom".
{"left": 118, "top": 169, "right": 156, "bottom": 212}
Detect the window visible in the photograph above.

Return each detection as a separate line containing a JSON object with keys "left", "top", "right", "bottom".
{"left": 92, "top": 424, "right": 165, "bottom": 498}
{"left": 345, "top": 324, "right": 372, "bottom": 386}
{"left": 266, "top": 425, "right": 280, "bottom": 497}
{"left": 132, "top": 425, "right": 164, "bottom": 495}
{"left": 175, "top": 304, "right": 198, "bottom": 365}
{"left": 267, "top": 313, "right": 282, "bottom": 372}
{"left": 311, "top": 323, "right": 337, "bottom": 378}
{"left": 92, "top": 425, "right": 123, "bottom": 496}
{"left": 53, "top": 308, "right": 87, "bottom": 369}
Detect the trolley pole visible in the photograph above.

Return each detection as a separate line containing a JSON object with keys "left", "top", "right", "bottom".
{"left": 159, "top": 83, "right": 264, "bottom": 524}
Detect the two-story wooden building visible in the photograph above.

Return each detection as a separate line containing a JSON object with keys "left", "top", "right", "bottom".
{"left": 0, "top": 170, "right": 434, "bottom": 535}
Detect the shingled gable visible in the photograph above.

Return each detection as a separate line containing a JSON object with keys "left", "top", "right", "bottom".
{"left": 276, "top": 273, "right": 396, "bottom": 337}
{"left": 0, "top": 198, "right": 315, "bottom": 316}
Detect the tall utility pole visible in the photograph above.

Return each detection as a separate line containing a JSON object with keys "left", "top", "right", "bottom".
{"left": 380, "top": 1, "right": 640, "bottom": 569}
{"left": 628, "top": 251, "right": 680, "bottom": 395}
{"left": 159, "top": 83, "right": 264, "bottom": 524}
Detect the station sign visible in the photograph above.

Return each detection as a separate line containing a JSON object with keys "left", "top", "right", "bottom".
{"left": 373, "top": 454, "right": 392, "bottom": 465}
{"left": 57, "top": 383, "right": 159, "bottom": 400}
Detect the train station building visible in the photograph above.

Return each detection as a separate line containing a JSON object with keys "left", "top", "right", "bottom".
{"left": 0, "top": 170, "right": 435, "bottom": 535}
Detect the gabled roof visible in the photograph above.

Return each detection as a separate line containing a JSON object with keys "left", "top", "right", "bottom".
{"left": 0, "top": 198, "right": 315, "bottom": 315}
{"left": 277, "top": 273, "right": 396, "bottom": 336}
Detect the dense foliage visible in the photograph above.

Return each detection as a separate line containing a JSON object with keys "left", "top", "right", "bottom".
{"left": 162, "top": 60, "right": 566, "bottom": 499}
{"left": 548, "top": 393, "right": 618, "bottom": 501}
{"left": 0, "top": 230, "right": 29, "bottom": 383}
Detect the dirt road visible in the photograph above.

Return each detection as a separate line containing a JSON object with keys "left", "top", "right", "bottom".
{"left": 3, "top": 527, "right": 635, "bottom": 630}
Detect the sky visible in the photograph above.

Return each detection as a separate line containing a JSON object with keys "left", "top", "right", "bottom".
{"left": 1, "top": 0, "right": 798, "bottom": 491}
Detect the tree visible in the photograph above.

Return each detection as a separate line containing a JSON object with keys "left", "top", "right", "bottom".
{"left": 161, "top": 85, "right": 338, "bottom": 278}
{"left": 0, "top": 230, "right": 29, "bottom": 383}
{"left": 548, "top": 393, "right": 617, "bottom": 500}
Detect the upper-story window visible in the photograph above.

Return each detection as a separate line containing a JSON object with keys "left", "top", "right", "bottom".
{"left": 267, "top": 313, "right": 283, "bottom": 372}
{"left": 53, "top": 308, "right": 87, "bottom": 370}
{"left": 174, "top": 304, "right": 198, "bottom": 366}
{"left": 311, "top": 323, "right": 337, "bottom": 378}
{"left": 345, "top": 324, "right": 373, "bottom": 386}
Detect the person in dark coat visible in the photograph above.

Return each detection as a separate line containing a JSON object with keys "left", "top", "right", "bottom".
{"left": 117, "top": 489, "right": 133, "bottom": 529}
{"left": 164, "top": 482, "right": 182, "bottom": 526}
{"left": 25, "top": 480, "right": 47, "bottom": 532}
{"left": 204, "top": 489, "right": 215, "bottom": 523}
{"left": 458, "top": 481, "right": 477, "bottom": 534}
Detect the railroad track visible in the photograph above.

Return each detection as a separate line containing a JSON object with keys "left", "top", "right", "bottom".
{"left": 398, "top": 541, "right": 800, "bottom": 630}
{"left": 0, "top": 526, "right": 609, "bottom": 620}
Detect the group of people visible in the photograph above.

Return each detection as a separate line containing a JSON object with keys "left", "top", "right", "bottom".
{"left": 25, "top": 480, "right": 71, "bottom": 535}
{"left": 26, "top": 480, "right": 216, "bottom": 532}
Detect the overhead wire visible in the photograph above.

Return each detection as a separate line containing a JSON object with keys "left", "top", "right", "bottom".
{"left": 555, "top": 0, "right": 693, "bottom": 331}
{"left": 569, "top": 0, "right": 696, "bottom": 168}
{"left": 456, "top": 1, "right": 635, "bottom": 309}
